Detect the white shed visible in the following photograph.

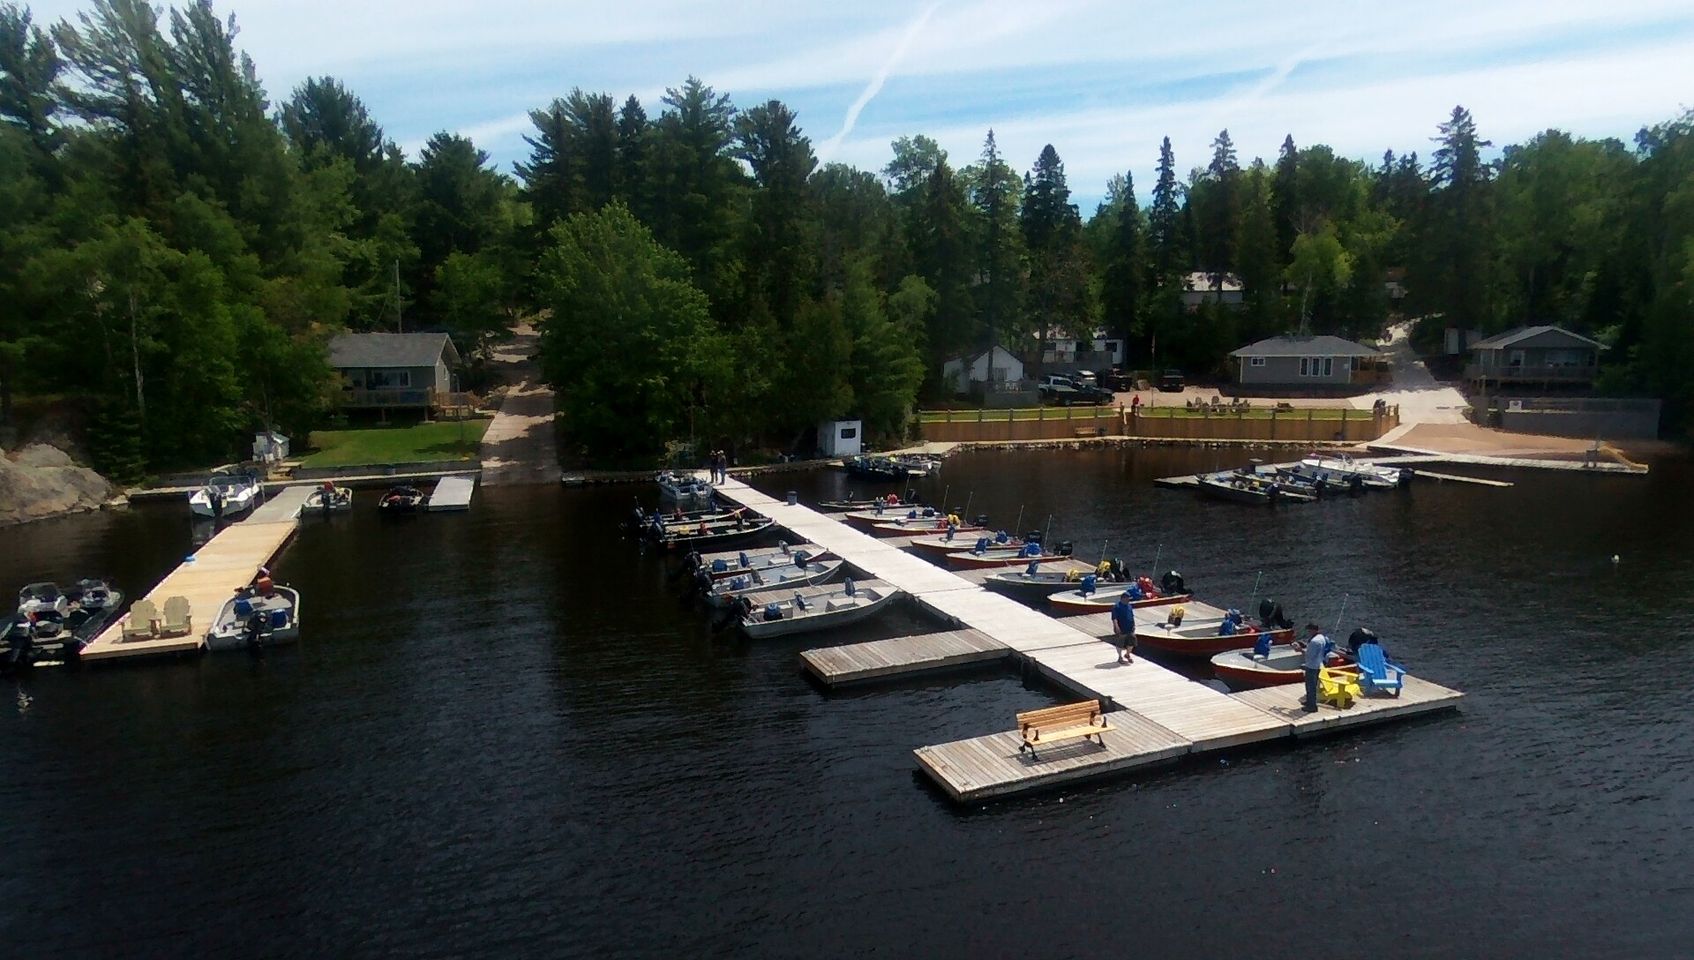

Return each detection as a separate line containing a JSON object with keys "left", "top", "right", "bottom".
{"left": 940, "top": 346, "right": 1025, "bottom": 394}
{"left": 817, "top": 419, "right": 863, "bottom": 457}
{"left": 252, "top": 430, "right": 289, "bottom": 464}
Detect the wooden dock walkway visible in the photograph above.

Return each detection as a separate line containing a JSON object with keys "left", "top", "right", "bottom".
{"left": 712, "top": 476, "right": 1464, "bottom": 803}
{"left": 81, "top": 487, "right": 313, "bottom": 662}
{"left": 426, "top": 474, "right": 477, "bottom": 511}
{"left": 800, "top": 629, "right": 1006, "bottom": 685}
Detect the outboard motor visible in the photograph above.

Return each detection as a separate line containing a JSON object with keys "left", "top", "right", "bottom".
{"left": 1269, "top": 603, "right": 1291, "bottom": 630}
{"left": 693, "top": 568, "right": 715, "bottom": 595}
{"left": 737, "top": 551, "right": 751, "bottom": 569}
{"left": 1349, "top": 474, "right": 1365, "bottom": 496}
{"left": 793, "top": 593, "right": 808, "bottom": 611}
{"left": 1162, "top": 570, "right": 1185, "bottom": 595}
{"left": 1112, "top": 558, "right": 1127, "bottom": 581}
{"left": 1056, "top": 541, "right": 1073, "bottom": 557}
{"left": 4, "top": 628, "right": 34, "bottom": 675}
{"left": 973, "top": 515, "right": 990, "bottom": 528}
{"left": 1024, "top": 530, "right": 1044, "bottom": 545}
{"left": 793, "top": 550, "right": 811, "bottom": 567}
{"left": 1258, "top": 598, "right": 1276, "bottom": 625}
{"left": 243, "top": 610, "right": 267, "bottom": 653}
{"left": 1348, "top": 627, "right": 1379, "bottom": 655}
{"left": 778, "top": 540, "right": 791, "bottom": 555}
{"left": 763, "top": 602, "right": 783, "bottom": 622}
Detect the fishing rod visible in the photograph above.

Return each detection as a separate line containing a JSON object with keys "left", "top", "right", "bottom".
{"left": 1013, "top": 505, "right": 1025, "bottom": 537}
{"left": 1150, "top": 543, "right": 1162, "bottom": 576}
{"left": 1248, "top": 570, "right": 1263, "bottom": 616}
{"left": 1043, "top": 514, "right": 1053, "bottom": 547}
{"left": 1332, "top": 593, "right": 1350, "bottom": 639}
{"left": 962, "top": 491, "right": 973, "bottom": 521}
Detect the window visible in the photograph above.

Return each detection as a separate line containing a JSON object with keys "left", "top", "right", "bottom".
{"left": 366, "top": 369, "right": 412, "bottom": 389}
{"left": 838, "top": 427, "right": 857, "bottom": 440}
{"left": 1249, "top": 357, "right": 1266, "bottom": 367}
{"left": 1299, "top": 357, "right": 1333, "bottom": 377}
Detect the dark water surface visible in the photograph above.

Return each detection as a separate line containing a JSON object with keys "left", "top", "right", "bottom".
{"left": 3, "top": 448, "right": 1692, "bottom": 958}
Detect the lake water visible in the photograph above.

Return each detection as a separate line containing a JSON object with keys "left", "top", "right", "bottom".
{"left": 3, "top": 448, "right": 1692, "bottom": 958}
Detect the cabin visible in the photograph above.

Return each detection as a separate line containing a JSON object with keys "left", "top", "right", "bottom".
{"left": 328, "top": 332, "right": 461, "bottom": 411}
{"left": 1180, "top": 271, "right": 1244, "bottom": 312}
{"left": 1466, "top": 325, "right": 1602, "bottom": 387}
{"left": 1034, "top": 328, "right": 1125, "bottom": 369}
{"left": 1230, "top": 335, "right": 1381, "bottom": 388}
{"left": 941, "top": 346, "right": 1025, "bottom": 395}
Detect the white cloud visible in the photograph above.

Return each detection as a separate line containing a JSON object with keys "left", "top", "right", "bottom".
{"left": 815, "top": 2, "right": 943, "bottom": 163}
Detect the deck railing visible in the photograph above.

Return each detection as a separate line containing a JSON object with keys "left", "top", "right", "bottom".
{"left": 1465, "top": 363, "right": 1596, "bottom": 382}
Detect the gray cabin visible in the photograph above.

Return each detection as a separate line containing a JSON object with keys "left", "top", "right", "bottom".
{"left": 1466, "top": 325, "right": 1602, "bottom": 387}
{"left": 1229, "top": 335, "right": 1379, "bottom": 387}
{"left": 328, "top": 332, "right": 461, "bottom": 410}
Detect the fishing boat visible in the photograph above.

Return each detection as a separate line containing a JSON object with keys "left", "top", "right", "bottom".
{"left": 843, "top": 455, "right": 905, "bottom": 482}
{"left": 688, "top": 542, "right": 832, "bottom": 579}
{"left": 1299, "top": 455, "right": 1404, "bottom": 488}
{"left": 632, "top": 505, "right": 740, "bottom": 533}
{"left": 1046, "top": 573, "right": 1193, "bottom": 615}
{"left": 189, "top": 470, "right": 262, "bottom": 518}
{"left": 3, "top": 579, "right": 125, "bottom": 669}
{"left": 982, "top": 562, "right": 1112, "bottom": 599}
{"left": 818, "top": 494, "right": 921, "bottom": 512}
{"left": 206, "top": 584, "right": 302, "bottom": 652}
{"left": 840, "top": 505, "right": 948, "bottom": 530}
{"left": 906, "top": 530, "right": 1025, "bottom": 555}
{"left": 1211, "top": 645, "right": 1357, "bottom": 689}
{"left": 1135, "top": 620, "right": 1295, "bottom": 657}
{"left": 652, "top": 514, "right": 776, "bottom": 551}
{"left": 1195, "top": 471, "right": 1314, "bottom": 505}
{"left": 656, "top": 470, "right": 714, "bottom": 504}
{"left": 304, "top": 483, "right": 353, "bottom": 512}
{"left": 733, "top": 579, "right": 903, "bottom": 638}
{"left": 943, "top": 541, "right": 1074, "bottom": 570}
{"left": 891, "top": 454, "right": 942, "bottom": 477}
{"left": 697, "top": 557, "right": 846, "bottom": 609}
{"left": 379, "top": 485, "right": 425, "bottom": 513}
{"left": 869, "top": 517, "right": 988, "bottom": 538}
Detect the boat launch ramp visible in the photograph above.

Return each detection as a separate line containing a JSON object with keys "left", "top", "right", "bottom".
{"left": 710, "top": 477, "right": 1462, "bottom": 803}
{"left": 80, "top": 487, "right": 314, "bottom": 663}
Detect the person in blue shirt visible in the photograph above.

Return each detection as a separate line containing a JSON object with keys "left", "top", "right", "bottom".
{"left": 1111, "top": 592, "right": 1137, "bottom": 664}
{"left": 1297, "top": 623, "right": 1333, "bottom": 712}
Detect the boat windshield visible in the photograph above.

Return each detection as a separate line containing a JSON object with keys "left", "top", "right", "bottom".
{"left": 21, "top": 583, "right": 61, "bottom": 602}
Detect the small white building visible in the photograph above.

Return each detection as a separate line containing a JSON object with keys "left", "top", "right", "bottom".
{"left": 817, "top": 419, "right": 863, "bottom": 457}
{"left": 940, "top": 345, "right": 1025, "bottom": 395}
{"left": 252, "top": 430, "right": 289, "bottom": 464}
{"left": 1037, "top": 328, "right": 1125, "bottom": 367}
{"left": 1179, "top": 271, "right": 1244, "bottom": 311}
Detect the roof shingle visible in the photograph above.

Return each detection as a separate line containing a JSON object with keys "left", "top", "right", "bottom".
{"left": 328, "top": 332, "right": 457, "bottom": 369}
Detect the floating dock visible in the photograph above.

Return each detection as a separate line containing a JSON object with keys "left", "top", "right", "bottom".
{"left": 801, "top": 629, "right": 1006, "bottom": 685}
{"left": 710, "top": 476, "right": 1463, "bottom": 803}
{"left": 80, "top": 487, "right": 313, "bottom": 662}
{"left": 426, "top": 474, "right": 477, "bottom": 511}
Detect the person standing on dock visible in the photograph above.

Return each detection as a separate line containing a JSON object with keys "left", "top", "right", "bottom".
{"left": 1111, "top": 592, "right": 1136, "bottom": 664}
{"left": 1298, "top": 624, "right": 1332, "bottom": 712}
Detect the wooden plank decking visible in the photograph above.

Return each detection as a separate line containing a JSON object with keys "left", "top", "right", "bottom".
{"left": 426, "top": 474, "right": 476, "bottom": 511}
{"left": 80, "top": 487, "right": 313, "bottom": 662}
{"left": 708, "top": 476, "right": 1463, "bottom": 801}
{"left": 800, "top": 629, "right": 1007, "bottom": 685}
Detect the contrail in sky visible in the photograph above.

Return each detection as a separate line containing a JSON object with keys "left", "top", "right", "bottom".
{"left": 817, "top": 2, "right": 943, "bottom": 162}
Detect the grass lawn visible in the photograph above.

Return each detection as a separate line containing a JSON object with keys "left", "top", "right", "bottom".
{"left": 300, "top": 418, "right": 491, "bottom": 467}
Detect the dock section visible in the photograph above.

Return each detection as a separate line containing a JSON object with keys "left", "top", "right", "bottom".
{"left": 426, "top": 474, "right": 477, "bottom": 511}
{"left": 801, "top": 629, "right": 1006, "bottom": 685}
{"left": 81, "top": 487, "right": 312, "bottom": 662}
{"left": 710, "top": 475, "right": 1463, "bottom": 802}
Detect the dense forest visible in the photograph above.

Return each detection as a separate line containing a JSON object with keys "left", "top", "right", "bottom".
{"left": 2, "top": 1, "right": 1691, "bottom": 474}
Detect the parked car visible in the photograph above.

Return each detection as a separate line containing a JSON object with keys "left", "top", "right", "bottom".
{"left": 1040, "top": 374, "right": 1113, "bottom": 406}
{"left": 1099, "top": 369, "right": 1136, "bottom": 391}
{"left": 1159, "top": 370, "right": 1185, "bottom": 392}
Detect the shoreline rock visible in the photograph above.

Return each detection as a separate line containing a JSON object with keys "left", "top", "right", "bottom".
{"left": 0, "top": 443, "right": 117, "bottom": 526}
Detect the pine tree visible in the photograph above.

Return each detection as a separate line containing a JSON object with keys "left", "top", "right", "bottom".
{"left": 1144, "top": 136, "right": 1184, "bottom": 363}
{"left": 1198, "top": 129, "right": 1241, "bottom": 298}
{"left": 1272, "top": 134, "right": 1299, "bottom": 266}
{"left": 969, "top": 130, "right": 1022, "bottom": 352}
{"left": 1020, "top": 144, "right": 1087, "bottom": 362}
{"left": 1098, "top": 171, "right": 1142, "bottom": 356}
{"left": 1236, "top": 163, "right": 1280, "bottom": 337}
{"left": 1427, "top": 105, "right": 1494, "bottom": 331}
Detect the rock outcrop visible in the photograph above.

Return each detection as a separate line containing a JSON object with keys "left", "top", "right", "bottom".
{"left": 0, "top": 444, "right": 116, "bottom": 526}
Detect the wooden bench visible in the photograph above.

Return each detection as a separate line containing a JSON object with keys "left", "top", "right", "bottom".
{"left": 1016, "top": 700, "right": 1114, "bottom": 759}
{"left": 1073, "top": 426, "right": 1101, "bottom": 438}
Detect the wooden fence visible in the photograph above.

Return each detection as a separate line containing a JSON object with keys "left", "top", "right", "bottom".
{"left": 917, "top": 404, "right": 1400, "bottom": 444}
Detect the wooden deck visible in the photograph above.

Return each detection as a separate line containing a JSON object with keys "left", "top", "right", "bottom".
{"left": 426, "top": 474, "right": 476, "bottom": 511}
{"left": 80, "top": 487, "right": 313, "bottom": 662}
{"left": 800, "top": 629, "right": 1006, "bottom": 685}
{"left": 708, "top": 476, "right": 1464, "bottom": 801}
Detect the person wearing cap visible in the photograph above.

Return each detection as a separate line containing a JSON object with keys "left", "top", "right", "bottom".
{"left": 1111, "top": 591, "right": 1137, "bottom": 664}
{"left": 1297, "top": 623, "right": 1333, "bottom": 712}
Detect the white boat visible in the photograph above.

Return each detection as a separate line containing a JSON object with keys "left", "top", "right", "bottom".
{"left": 737, "top": 580, "right": 903, "bottom": 638}
{"left": 304, "top": 484, "right": 353, "bottom": 512}
{"left": 690, "top": 542, "right": 831, "bottom": 579}
{"left": 1299, "top": 455, "right": 1403, "bottom": 488}
{"left": 189, "top": 471, "right": 262, "bottom": 518}
{"left": 207, "top": 585, "right": 301, "bottom": 651}
{"left": 657, "top": 470, "right": 714, "bottom": 504}
{"left": 700, "top": 557, "right": 846, "bottom": 608}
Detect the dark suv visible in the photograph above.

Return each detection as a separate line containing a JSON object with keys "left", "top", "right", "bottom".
{"left": 1158, "top": 370, "right": 1185, "bottom": 392}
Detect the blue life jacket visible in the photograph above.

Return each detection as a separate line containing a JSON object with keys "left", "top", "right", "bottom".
{"left": 973, "top": 536, "right": 991, "bottom": 554}
{"left": 1127, "top": 583, "right": 1144, "bottom": 600}
{"left": 1024, "top": 560, "right": 1040, "bottom": 576}
{"left": 711, "top": 559, "right": 728, "bottom": 572}
{"left": 1080, "top": 574, "right": 1097, "bottom": 597}
{"left": 737, "top": 552, "right": 750, "bottom": 568}
{"left": 1022, "top": 542, "right": 1041, "bottom": 557}
{"left": 844, "top": 578, "right": 856, "bottom": 597}
{"left": 1252, "top": 631, "right": 1273, "bottom": 657}
{"left": 1219, "top": 615, "right": 1240, "bottom": 636}
{"left": 763, "top": 603, "right": 782, "bottom": 621}
{"left": 729, "top": 576, "right": 747, "bottom": 590}
{"left": 995, "top": 530, "right": 1010, "bottom": 544}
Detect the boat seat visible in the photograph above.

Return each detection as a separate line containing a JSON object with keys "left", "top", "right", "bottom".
{"left": 1016, "top": 700, "right": 1114, "bottom": 760}
{"left": 824, "top": 599, "right": 860, "bottom": 612}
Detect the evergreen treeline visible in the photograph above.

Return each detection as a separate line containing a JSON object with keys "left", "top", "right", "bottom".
{"left": 3, "top": 2, "right": 1692, "bottom": 475}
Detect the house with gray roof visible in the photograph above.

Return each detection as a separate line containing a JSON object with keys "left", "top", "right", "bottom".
{"left": 1229, "top": 335, "right": 1380, "bottom": 387}
{"left": 327, "top": 332, "right": 461, "bottom": 410}
{"left": 1466, "top": 325, "right": 1602, "bottom": 387}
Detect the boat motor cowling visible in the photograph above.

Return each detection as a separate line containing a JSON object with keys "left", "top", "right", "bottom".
{"left": 1163, "top": 570, "right": 1185, "bottom": 595}
{"left": 973, "top": 515, "right": 990, "bottom": 528}
{"left": 1056, "top": 541, "right": 1073, "bottom": 557}
{"left": 1024, "top": 530, "right": 1044, "bottom": 545}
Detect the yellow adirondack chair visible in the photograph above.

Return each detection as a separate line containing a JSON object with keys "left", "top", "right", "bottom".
{"left": 122, "top": 600, "right": 160, "bottom": 641}
{"left": 159, "top": 596, "right": 193, "bottom": 637}
{"left": 1319, "top": 667, "right": 1362, "bottom": 709}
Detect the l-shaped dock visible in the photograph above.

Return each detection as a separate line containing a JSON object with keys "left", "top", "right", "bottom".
{"left": 710, "top": 477, "right": 1463, "bottom": 803}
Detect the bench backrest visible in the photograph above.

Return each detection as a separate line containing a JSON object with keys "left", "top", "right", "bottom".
{"left": 1017, "top": 700, "right": 1103, "bottom": 734}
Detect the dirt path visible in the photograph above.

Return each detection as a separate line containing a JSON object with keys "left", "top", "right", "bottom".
{"left": 478, "top": 325, "right": 560, "bottom": 486}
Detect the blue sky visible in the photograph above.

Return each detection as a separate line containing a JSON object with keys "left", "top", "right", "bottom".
{"left": 32, "top": 0, "right": 1694, "bottom": 212}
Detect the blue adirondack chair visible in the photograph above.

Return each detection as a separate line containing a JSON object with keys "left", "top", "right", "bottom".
{"left": 1356, "top": 644, "right": 1405, "bottom": 697}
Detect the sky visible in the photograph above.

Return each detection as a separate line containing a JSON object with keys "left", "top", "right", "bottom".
{"left": 30, "top": 0, "right": 1694, "bottom": 212}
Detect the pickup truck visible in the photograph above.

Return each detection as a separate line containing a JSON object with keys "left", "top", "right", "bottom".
{"left": 1039, "top": 375, "right": 1113, "bottom": 406}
